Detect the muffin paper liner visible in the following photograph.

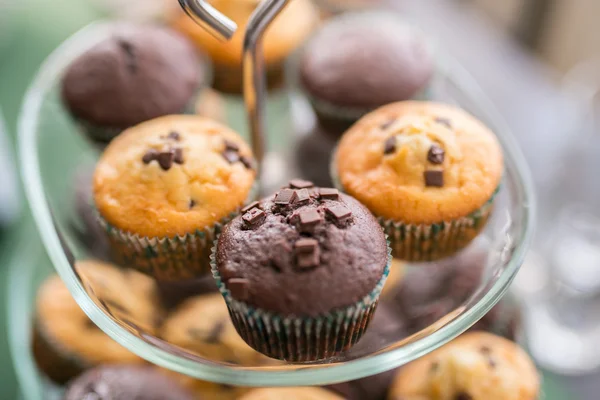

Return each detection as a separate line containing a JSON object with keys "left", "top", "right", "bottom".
{"left": 330, "top": 159, "right": 498, "bottom": 262}
{"left": 97, "top": 185, "right": 259, "bottom": 282}
{"left": 210, "top": 236, "right": 392, "bottom": 362}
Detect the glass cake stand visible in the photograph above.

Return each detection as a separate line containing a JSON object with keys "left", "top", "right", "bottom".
{"left": 17, "top": 21, "right": 535, "bottom": 386}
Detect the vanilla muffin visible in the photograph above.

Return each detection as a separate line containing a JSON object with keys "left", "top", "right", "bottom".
{"left": 172, "top": 0, "right": 318, "bottom": 93}
{"left": 334, "top": 101, "right": 503, "bottom": 261}
{"left": 239, "top": 388, "right": 344, "bottom": 400}
{"left": 94, "top": 115, "right": 257, "bottom": 281}
{"left": 32, "top": 260, "right": 161, "bottom": 384}
{"left": 388, "top": 332, "right": 539, "bottom": 400}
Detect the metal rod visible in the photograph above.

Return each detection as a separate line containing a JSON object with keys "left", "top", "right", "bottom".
{"left": 243, "top": 0, "right": 291, "bottom": 168}
{"left": 178, "top": 0, "right": 238, "bottom": 40}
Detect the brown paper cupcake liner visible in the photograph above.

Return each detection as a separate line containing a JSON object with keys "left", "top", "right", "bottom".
{"left": 211, "top": 236, "right": 392, "bottom": 362}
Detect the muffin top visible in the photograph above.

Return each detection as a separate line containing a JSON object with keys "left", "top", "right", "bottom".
{"left": 388, "top": 332, "right": 540, "bottom": 400}
{"left": 216, "top": 180, "right": 389, "bottom": 317}
{"left": 63, "top": 366, "right": 195, "bottom": 400}
{"left": 62, "top": 24, "right": 202, "bottom": 129}
{"left": 172, "top": 0, "right": 317, "bottom": 66}
{"left": 239, "top": 387, "right": 343, "bottom": 400}
{"left": 335, "top": 101, "right": 503, "bottom": 223}
{"left": 300, "top": 12, "right": 433, "bottom": 109}
{"left": 94, "top": 115, "right": 256, "bottom": 238}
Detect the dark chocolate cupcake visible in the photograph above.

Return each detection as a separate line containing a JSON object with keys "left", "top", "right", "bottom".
{"left": 212, "top": 180, "right": 391, "bottom": 361}
{"left": 62, "top": 24, "right": 204, "bottom": 144}
{"left": 63, "top": 366, "right": 195, "bottom": 400}
{"left": 300, "top": 12, "right": 433, "bottom": 134}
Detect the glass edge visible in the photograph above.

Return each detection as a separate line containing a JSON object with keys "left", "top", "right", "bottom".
{"left": 16, "top": 22, "right": 536, "bottom": 386}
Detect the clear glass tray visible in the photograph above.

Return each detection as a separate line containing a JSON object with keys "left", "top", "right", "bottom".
{"left": 17, "top": 21, "right": 535, "bottom": 386}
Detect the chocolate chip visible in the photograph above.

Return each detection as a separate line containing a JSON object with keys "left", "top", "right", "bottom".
{"left": 294, "top": 238, "right": 318, "bottom": 253}
{"left": 294, "top": 189, "right": 310, "bottom": 205}
{"left": 142, "top": 149, "right": 157, "bottom": 164}
{"left": 480, "top": 345, "right": 492, "bottom": 354}
{"left": 298, "top": 209, "right": 322, "bottom": 231}
{"left": 325, "top": 204, "right": 352, "bottom": 222}
{"left": 380, "top": 119, "right": 395, "bottom": 130}
{"left": 240, "top": 155, "right": 255, "bottom": 170}
{"left": 189, "top": 199, "right": 196, "bottom": 209}
{"left": 454, "top": 392, "right": 473, "bottom": 400}
{"left": 174, "top": 148, "right": 184, "bottom": 164}
{"left": 168, "top": 131, "right": 181, "bottom": 141}
{"left": 435, "top": 117, "right": 453, "bottom": 129}
{"left": 384, "top": 136, "right": 397, "bottom": 155}
{"left": 424, "top": 170, "right": 444, "bottom": 187}
{"left": 222, "top": 149, "right": 240, "bottom": 164}
{"left": 318, "top": 188, "right": 339, "bottom": 200}
{"left": 289, "top": 179, "right": 314, "bottom": 189}
{"left": 204, "top": 320, "right": 226, "bottom": 344}
{"left": 427, "top": 144, "right": 445, "bottom": 164}
{"left": 430, "top": 362, "right": 439, "bottom": 373}
{"left": 270, "top": 240, "right": 291, "bottom": 272}
{"left": 241, "top": 201, "right": 260, "bottom": 213}
{"left": 157, "top": 149, "right": 175, "bottom": 171}
{"left": 227, "top": 278, "right": 250, "bottom": 301}
{"left": 242, "top": 207, "right": 266, "bottom": 228}
{"left": 224, "top": 139, "right": 240, "bottom": 152}
{"left": 297, "top": 249, "right": 320, "bottom": 269}
{"left": 488, "top": 357, "right": 497, "bottom": 369}
{"left": 274, "top": 189, "right": 297, "bottom": 205}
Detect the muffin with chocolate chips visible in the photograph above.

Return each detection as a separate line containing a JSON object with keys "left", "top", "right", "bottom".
{"left": 212, "top": 180, "right": 391, "bottom": 361}
{"left": 62, "top": 24, "right": 205, "bottom": 144}
{"left": 387, "top": 332, "right": 540, "bottom": 400}
{"left": 94, "top": 115, "right": 257, "bottom": 281}
{"left": 334, "top": 101, "right": 503, "bottom": 261}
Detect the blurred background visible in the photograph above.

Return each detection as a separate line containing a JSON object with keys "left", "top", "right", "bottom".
{"left": 0, "top": 0, "right": 599, "bottom": 398}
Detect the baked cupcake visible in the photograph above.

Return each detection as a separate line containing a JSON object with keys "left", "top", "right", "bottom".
{"left": 300, "top": 12, "right": 434, "bottom": 135}
{"left": 62, "top": 24, "right": 204, "bottom": 144}
{"left": 334, "top": 101, "right": 503, "bottom": 261}
{"left": 212, "top": 180, "right": 391, "bottom": 361}
{"left": 63, "top": 366, "right": 195, "bottom": 400}
{"left": 387, "top": 244, "right": 520, "bottom": 340}
{"left": 387, "top": 332, "right": 540, "bottom": 400}
{"left": 172, "top": 0, "right": 318, "bottom": 94}
{"left": 160, "top": 293, "right": 276, "bottom": 398}
{"left": 239, "top": 388, "right": 343, "bottom": 400}
{"left": 32, "top": 260, "right": 160, "bottom": 384}
{"left": 94, "top": 115, "right": 257, "bottom": 281}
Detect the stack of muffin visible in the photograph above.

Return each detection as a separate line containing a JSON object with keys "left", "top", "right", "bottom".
{"left": 31, "top": 3, "right": 538, "bottom": 399}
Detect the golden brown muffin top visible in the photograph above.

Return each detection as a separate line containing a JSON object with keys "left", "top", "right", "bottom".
{"left": 36, "top": 260, "right": 160, "bottom": 365}
{"left": 239, "top": 387, "right": 344, "bottom": 400}
{"left": 94, "top": 115, "right": 256, "bottom": 238}
{"left": 388, "top": 332, "right": 540, "bottom": 400}
{"left": 335, "top": 101, "right": 503, "bottom": 224}
{"left": 171, "top": 0, "right": 318, "bottom": 66}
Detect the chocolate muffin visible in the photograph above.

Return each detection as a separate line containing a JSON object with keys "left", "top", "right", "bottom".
{"left": 386, "top": 244, "right": 520, "bottom": 340}
{"left": 62, "top": 24, "right": 203, "bottom": 143}
{"left": 300, "top": 12, "right": 433, "bottom": 134}
{"left": 63, "top": 366, "right": 195, "bottom": 400}
{"left": 213, "top": 180, "right": 391, "bottom": 361}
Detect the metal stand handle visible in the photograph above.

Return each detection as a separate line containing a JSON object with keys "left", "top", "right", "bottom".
{"left": 178, "top": 0, "right": 237, "bottom": 40}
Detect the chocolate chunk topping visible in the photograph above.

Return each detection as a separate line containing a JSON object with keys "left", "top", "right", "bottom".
{"left": 242, "top": 201, "right": 260, "bottom": 213}
{"left": 380, "top": 119, "right": 396, "bottom": 130}
{"left": 224, "top": 139, "right": 240, "bottom": 152}
{"left": 167, "top": 131, "right": 180, "bottom": 141}
{"left": 142, "top": 149, "right": 157, "bottom": 164}
{"left": 227, "top": 278, "right": 250, "bottom": 301}
{"left": 157, "top": 149, "right": 175, "bottom": 171}
{"left": 295, "top": 238, "right": 318, "bottom": 253}
{"left": 384, "top": 136, "right": 397, "bottom": 155}
{"left": 289, "top": 179, "right": 314, "bottom": 189}
{"left": 270, "top": 240, "right": 291, "bottom": 272}
{"left": 240, "top": 155, "right": 255, "bottom": 170}
{"left": 222, "top": 149, "right": 240, "bottom": 164}
{"left": 430, "top": 361, "right": 439, "bottom": 373}
{"left": 319, "top": 188, "right": 339, "bottom": 200}
{"left": 118, "top": 39, "right": 137, "bottom": 73}
{"left": 298, "top": 209, "right": 323, "bottom": 231}
{"left": 435, "top": 117, "right": 453, "bottom": 129}
{"left": 427, "top": 144, "right": 445, "bottom": 164}
{"left": 204, "top": 320, "right": 226, "bottom": 344}
{"left": 173, "top": 148, "right": 184, "bottom": 164}
{"left": 325, "top": 204, "right": 352, "bottom": 222}
{"left": 295, "top": 189, "right": 310, "bottom": 205}
{"left": 455, "top": 393, "right": 473, "bottom": 400}
{"left": 424, "top": 170, "right": 444, "bottom": 187}
{"left": 242, "top": 207, "right": 266, "bottom": 228}
{"left": 189, "top": 199, "right": 196, "bottom": 209}
{"left": 274, "top": 189, "right": 297, "bottom": 205}
{"left": 480, "top": 345, "right": 491, "bottom": 354}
